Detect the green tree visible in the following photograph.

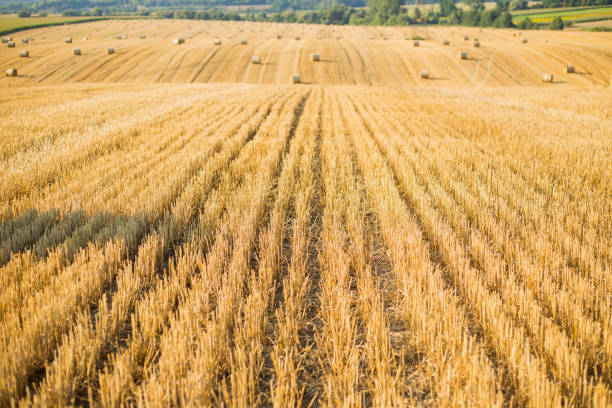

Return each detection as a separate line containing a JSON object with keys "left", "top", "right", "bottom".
{"left": 92, "top": 7, "right": 103, "bottom": 16}
{"left": 509, "top": 0, "right": 528, "bottom": 10}
{"left": 440, "top": 0, "right": 456, "bottom": 17}
{"left": 493, "top": 11, "right": 514, "bottom": 27}
{"left": 549, "top": 16, "right": 564, "bottom": 29}
{"left": 367, "top": 0, "right": 404, "bottom": 23}
{"left": 517, "top": 17, "right": 534, "bottom": 28}
{"left": 479, "top": 9, "right": 500, "bottom": 26}
{"left": 17, "top": 10, "right": 31, "bottom": 17}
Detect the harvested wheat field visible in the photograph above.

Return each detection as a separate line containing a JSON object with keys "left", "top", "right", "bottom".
{"left": 1, "top": 18, "right": 612, "bottom": 408}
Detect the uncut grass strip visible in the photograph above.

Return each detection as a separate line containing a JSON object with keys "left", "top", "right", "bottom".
{"left": 326, "top": 92, "right": 403, "bottom": 407}
{"left": 313, "top": 94, "right": 365, "bottom": 408}
{"left": 223, "top": 88, "right": 320, "bottom": 408}
{"left": 269, "top": 124, "right": 319, "bottom": 407}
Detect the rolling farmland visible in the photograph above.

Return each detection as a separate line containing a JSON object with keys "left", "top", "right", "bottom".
{"left": 1, "top": 18, "right": 612, "bottom": 407}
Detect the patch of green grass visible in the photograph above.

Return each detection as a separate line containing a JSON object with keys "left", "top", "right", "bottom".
{"left": 0, "top": 15, "right": 108, "bottom": 36}
{"left": 581, "top": 25, "right": 612, "bottom": 31}
{"left": 511, "top": 6, "right": 612, "bottom": 23}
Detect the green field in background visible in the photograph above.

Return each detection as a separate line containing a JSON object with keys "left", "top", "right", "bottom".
{"left": 512, "top": 6, "right": 612, "bottom": 23}
{"left": 0, "top": 15, "right": 107, "bottom": 36}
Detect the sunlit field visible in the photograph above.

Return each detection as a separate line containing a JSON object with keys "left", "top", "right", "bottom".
{"left": 1, "top": 19, "right": 611, "bottom": 407}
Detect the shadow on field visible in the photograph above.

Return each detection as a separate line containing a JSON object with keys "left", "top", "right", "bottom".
{"left": 0, "top": 208, "right": 157, "bottom": 267}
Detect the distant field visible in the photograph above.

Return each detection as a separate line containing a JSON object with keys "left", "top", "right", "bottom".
{"left": 0, "top": 15, "right": 107, "bottom": 36}
{"left": 512, "top": 5, "right": 612, "bottom": 23}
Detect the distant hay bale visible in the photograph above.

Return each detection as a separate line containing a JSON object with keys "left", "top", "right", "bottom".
{"left": 311, "top": 53, "right": 320, "bottom": 62}
{"left": 277, "top": 34, "right": 282, "bottom": 39}
{"left": 473, "top": 40, "right": 480, "bottom": 47}
{"left": 64, "top": 37, "right": 72, "bottom": 43}
{"left": 459, "top": 51, "right": 467, "bottom": 59}
{"left": 140, "top": 34, "right": 146, "bottom": 39}
{"left": 295, "top": 35, "right": 301, "bottom": 40}
{"left": 83, "top": 37, "right": 88, "bottom": 41}
{"left": 464, "top": 35, "right": 469, "bottom": 41}
{"left": 7, "top": 41, "right": 15, "bottom": 48}
{"left": 173, "top": 37, "right": 185, "bottom": 45}
{"left": 73, "top": 48, "right": 81, "bottom": 55}
{"left": 251, "top": 55, "right": 261, "bottom": 64}
{"left": 542, "top": 73, "right": 553, "bottom": 83}
{"left": 107, "top": 47, "right": 115, "bottom": 54}
{"left": 21, "top": 38, "right": 28, "bottom": 44}
{"left": 292, "top": 74, "right": 301, "bottom": 83}
{"left": 564, "top": 65, "right": 575, "bottom": 73}
{"left": 5, "top": 68, "right": 17, "bottom": 77}
{"left": 413, "top": 40, "right": 420, "bottom": 47}
{"left": 214, "top": 38, "right": 221, "bottom": 45}
{"left": 336, "top": 35, "right": 342, "bottom": 39}
{"left": 443, "top": 39, "right": 450, "bottom": 45}
{"left": 20, "top": 50, "right": 29, "bottom": 57}
{"left": 420, "top": 70, "right": 429, "bottom": 79}
{"left": 116, "top": 35, "right": 123, "bottom": 39}
{"left": 522, "top": 38, "right": 528, "bottom": 43}
{"left": 369, "top": 35, "right": 375, "bottom": 40}
{"left": 241, "top": 39, "right": 247, "bottom": 45}
{"left": 1, "top": 38, "right": 8, "bottom": 43}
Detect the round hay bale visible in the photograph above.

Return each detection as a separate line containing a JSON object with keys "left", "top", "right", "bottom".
{"left": 277, "top": 34, "right": 282, "bottom": 39}
{"left": 7, "top": 41, "right": 15, "bottom": 48}
{"left": 311, "top": 53, "right": 320, "bottom": 62}
{"left": 473, "top": 40, "right": 480, "bottom": 48}
{"left": 64, "top": 37, "right": 72, "bottom": 43}
{"left": 522, "top": 38, "right": 528, "bottom": 43}
{"left": 20, "top": 50, "right": 29, "bottom": 57}
{"left": 443, "top": 39, "right": 450, "bottom": 45}
{"left": 21, "top": 38, "right": 28, "bottom": 44}
{"left": 73, "top": 48, "right": 81, "bottom": 55}
{"left": 292, "top": 74, "right": 301, "bottom": 84}
{"left": 140, "top": 34, "right": 146, "bottom": 39}
{"left": 251, "top": 55, "right": 261, "bottom": 64}
{"left": 107, "top": 47, "right": 115, "bottom": 55}
{"left": 214, "top": 38, "right": 221, "bottom": 45}
{"left": 241, "top": 39, "right": 247, "bottom": 45}
{"left": 295, "top": 35, "right": 301, "bottom": 40}
{"left": 413, "top": 40, "right": 420, "bottom": 47}
{"left": 564, "top": 65, "right": 575, "bottom": 73}
{"left": 173, "top": 37, "right": 185, "bottom": 45}
{"left": 542, "top": 73, "right": 553, "bottom": 83}
{"left": 420, "top": 70, "right": 429, "bottom": 79}
{"left": 1, "top": 38, "right": 8, "bottom": 43}
{"left": 6, "top": 68, "right": 17, "bottom": 77}
{"left": 459, "top": 51, "right": 468, "bottom": 60}
{"left": 116, "top": 35, "right": 123, "bottom": 40}
{"left": 336, "top": 35, "right": 342, "bottom": 40}
{"left": 464, "top": 35, "right": 469, "bottom": 41}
